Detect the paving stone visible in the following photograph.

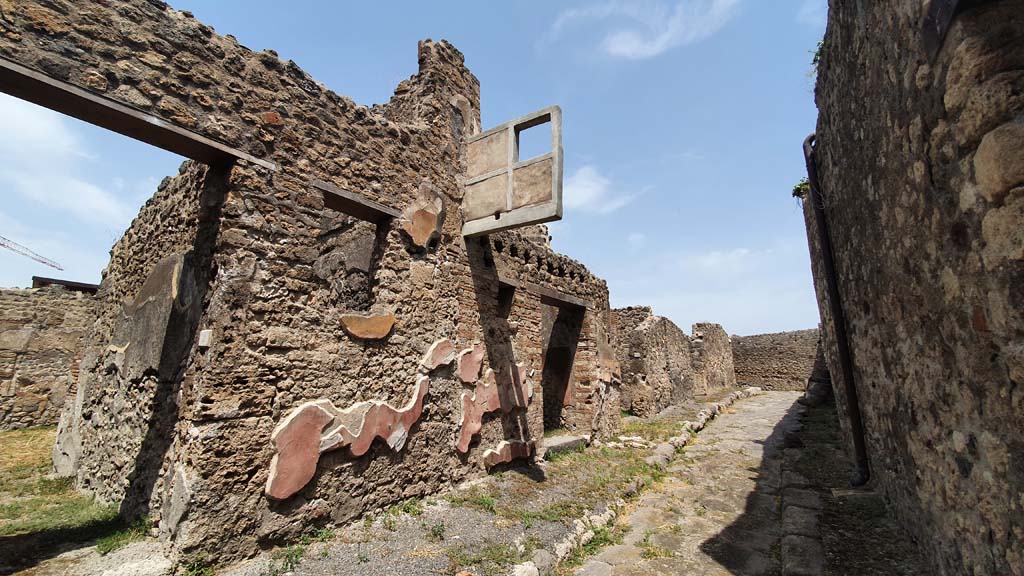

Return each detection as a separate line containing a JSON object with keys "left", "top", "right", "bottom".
{"left": 543, "top": 435, "right": 589, "bottom": 459}
{"left": 531, "top": 549, "right": 556, "bottom": 573}
{"left": 781, "top": 534, "right": 825, "bottom": 576}
{"left": 783, "top": 488, "right": 823, "bottom": 511}
{"left": 594, "top": 545, "right": 643, "bottom": 565}
{"left": 782, "top": 470, "right": 811, "bottom": 488}
{"left": 573, "top": 392, "right": 804, "bottom": 576}
{"left": 783, "top": 505, "right": 820, "bottom": 538}
{"left": 576, "top": 560, "right": 612, "bottom": 576}
{"left": 511, "top": 562, "right": 540, "bottom": 576}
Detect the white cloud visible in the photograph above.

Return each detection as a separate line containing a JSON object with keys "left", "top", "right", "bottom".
{"left": 796, "top": 0, "right": 827, "bottom": 27}
{"left": 627, "top": 232, "right": 647, "bottom": 248}
{"left": 563, "top": 165, "right": 634, "bottom": 214}
{"left": 0, "top": 94, "right": 135, "bottom": 229}
{"left": 607, "top": 242, "right": 820, "bottom": 335}
{"left": 681, "top": 247, "right": 760, "bottom": 276}
{"left": 548, "top": 0, "right": 742, "bottom": 59}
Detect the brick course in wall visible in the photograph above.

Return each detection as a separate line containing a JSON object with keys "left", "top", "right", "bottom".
{"left": 731, "top": 329, "right": 819, "bottom": 391}
{"left": 0, "top": 287, "right": 96, "bottom": 431}
{"left": 806, "top": 2, "right": 1024, "bottom": 574}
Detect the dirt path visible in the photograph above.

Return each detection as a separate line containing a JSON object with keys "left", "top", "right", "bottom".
{"left": 574, "top": 392, "right": 804, "bottom": 576}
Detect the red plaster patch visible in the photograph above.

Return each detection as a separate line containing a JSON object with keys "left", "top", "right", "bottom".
{"left": 482, "top": 440, "right": 535, "bottom": 469}
{"left": 265, "top": 378, "right": 430, "bottom": 500}
{"left": 456, "top": 343, "right": 485, "bottom": 383}
{"left": 265, "top": 402, "right": 334, "bottom": 500}
{"left": 421, "top": 338, "right": 456, "bottom": 371}
{"left": 455, "top": 377, "right": 503, "bottom": 453}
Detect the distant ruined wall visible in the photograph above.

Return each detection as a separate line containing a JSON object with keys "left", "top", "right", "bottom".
{"left": 731, "top": 329, "right": 818, "bottom": 391}
{"left": 612, "top": 308, "right": 735, "bottom": 416}
{"left": 0, "top": 287, "right": 95, "bottom": 430}
{"left": 612, "top": 307, "right": 694, "bottom": 417}
{"left": 806, "top": 2, "right": 1023, "bottom": 575}
{"left": 0, "top": 0, "right": 619, "bottom": 563}
{"left": 690, "top": 322, "right": 736, "bottom": 394}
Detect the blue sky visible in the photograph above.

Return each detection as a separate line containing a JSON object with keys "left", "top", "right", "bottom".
{"left": 0, "top": 0, "right": 827, "bottom": 335}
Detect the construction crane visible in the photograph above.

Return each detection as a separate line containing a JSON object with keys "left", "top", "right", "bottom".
{"left": 0, "top": 234, "right": 63, "bottom": 270}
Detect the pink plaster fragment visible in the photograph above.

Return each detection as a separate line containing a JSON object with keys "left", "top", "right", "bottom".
{"left": 265, "top": 401, "right": 334, "bottom": 500}
{"left": 421, "top": 338, "right": 456, "bottom": 371}
{"left": 323, "top": 376, "right": 430, "bottom": 457}
{"left": 482, "top": 440, "right": 535, "bottom": 469}
{"left": 266, "top": 378, "right": 430, "bottom": 500}
{"left": 456, "top": 343, "right": 485, "bottom": 383}
{"left": 491, "top": 363, "right": 532, "bottom": 412}
{"left": 455, "top": 376, "right": 503, "bottom": 453}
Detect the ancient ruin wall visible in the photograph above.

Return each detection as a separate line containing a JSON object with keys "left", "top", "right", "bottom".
{"left": 611, "top": 308, "right": 737, "bottom": 415}
{"left": 731, "top": 329, "right": 818, "bottom": 391}
{"left": 611, "top": 307, "right": 694, "bottom": 416}
{"left": 0, "top": 1, "right": 619, "bottom": 561}
{"left": 690, "top": 322, "right": 736, "bottom": 394}
{"left": 0, "top": 287, "right": 95, "bottom": 430}
{"left": 808, "top": 2, "right": 1024, "bottom": 574}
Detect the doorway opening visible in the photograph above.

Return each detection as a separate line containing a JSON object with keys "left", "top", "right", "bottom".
{"left": 540, "top": 303, "right": 583, "bottom": 432}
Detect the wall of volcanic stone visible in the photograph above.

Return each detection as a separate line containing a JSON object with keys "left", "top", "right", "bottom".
{"left": 611, "top": 308, "right": 737, "bottom": 416}
{"left": 611, "top": 307, "right": 694, "bottom": 416}
{"left": 0, "top": 0, "right": 619, "bottom": 563}
{"left": 807, "top": 2, "right": 1024, "bottom": 574}
{"left": 731, "top": 329, "right": 818, "bottom": 391}
{"left": 0, "top": 287, "right": 95, "bottom": 431}
{"left": 690, "top": 322, "right": 736, "bottom": 394}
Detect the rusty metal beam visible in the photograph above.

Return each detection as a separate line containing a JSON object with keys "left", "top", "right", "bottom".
{"left": 0, "top": 55, "right": 277, "bottom": 171}
{"left": 922, "top": 0, "right": 999, "bottom": 59}
{"left": 535, "top": 284, "right": 591, "bottom": 310}
{"left": 496, "top": 270, "right": 591, "bottom": 309}
{"left": 311, "top": 179, "right": 400, "bottom": 223}
{"left": 802, "top": 133, "right": 870, "bottom": 487}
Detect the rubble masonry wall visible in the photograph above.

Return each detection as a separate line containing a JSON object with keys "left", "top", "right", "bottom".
{"left": 807, "top": 2, "right": 1024, "bottom": 574}
{"left": 0, "top": 0, "right": 619, "bottom": 562}
{"left": 0, "top": 287, "right": 95, "bottom": 430}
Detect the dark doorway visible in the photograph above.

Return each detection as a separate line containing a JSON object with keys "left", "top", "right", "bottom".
{"left": 540, "top": 304, "right": 583, "bottom": 432}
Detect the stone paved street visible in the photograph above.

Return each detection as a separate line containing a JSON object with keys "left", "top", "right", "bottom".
{"left": 577, "top": 392, "right": 805, "bottom": 576}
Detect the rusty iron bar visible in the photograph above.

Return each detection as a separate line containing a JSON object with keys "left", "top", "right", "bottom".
{"left": 802, "top": 133, "right": 870, "bottom": 487}
{"left": 922, "top": 0, "right": 1001, "bottom": 59}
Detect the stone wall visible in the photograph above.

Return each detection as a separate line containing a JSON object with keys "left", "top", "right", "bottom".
{"left": 611, "top": 307, "right": 735, "bottom": 416}
{"left": 805, "top": 2, "right": 1024, "bottom": 575}
{"left": 690, "top": 322, "right": 736, "bottom": 394}
{"left": 0, "top": 0, "right": 620, "bottom": 563}
{"left": 612, "top": 307, "right": 693, "bottom": 416}
{"left": 731, "top": 329, "right": 819, "bottom": 391}
{"left": 0, "top": 287, "right": 95, "bottom": 430}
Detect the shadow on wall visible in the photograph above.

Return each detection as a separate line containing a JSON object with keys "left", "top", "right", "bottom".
{"left": 118, "top": 165, "right": 229, "bottom": 521}
{"left": 540, "top": 304, "right": 582, "bottom": 432}
{"left": 465, "top": 239, "right": 533, "bottom": 456}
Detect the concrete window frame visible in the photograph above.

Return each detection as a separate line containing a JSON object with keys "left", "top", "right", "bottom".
{"left": 462, "top": 106, "right": 563, "bottom": 237}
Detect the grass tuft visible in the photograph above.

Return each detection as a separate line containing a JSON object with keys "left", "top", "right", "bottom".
{"left": 0, "top": 427, "right": 120, "bottom": 541}
{"left": 95, "top": 516, "right": 152, "bottom": 555}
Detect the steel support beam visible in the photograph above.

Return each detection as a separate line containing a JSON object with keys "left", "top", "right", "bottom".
{"left": 312, "top": 179, "right": 400, "bottom": 223}
{"left": 0, "top": 55, "right": 277, "bottom": 171}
